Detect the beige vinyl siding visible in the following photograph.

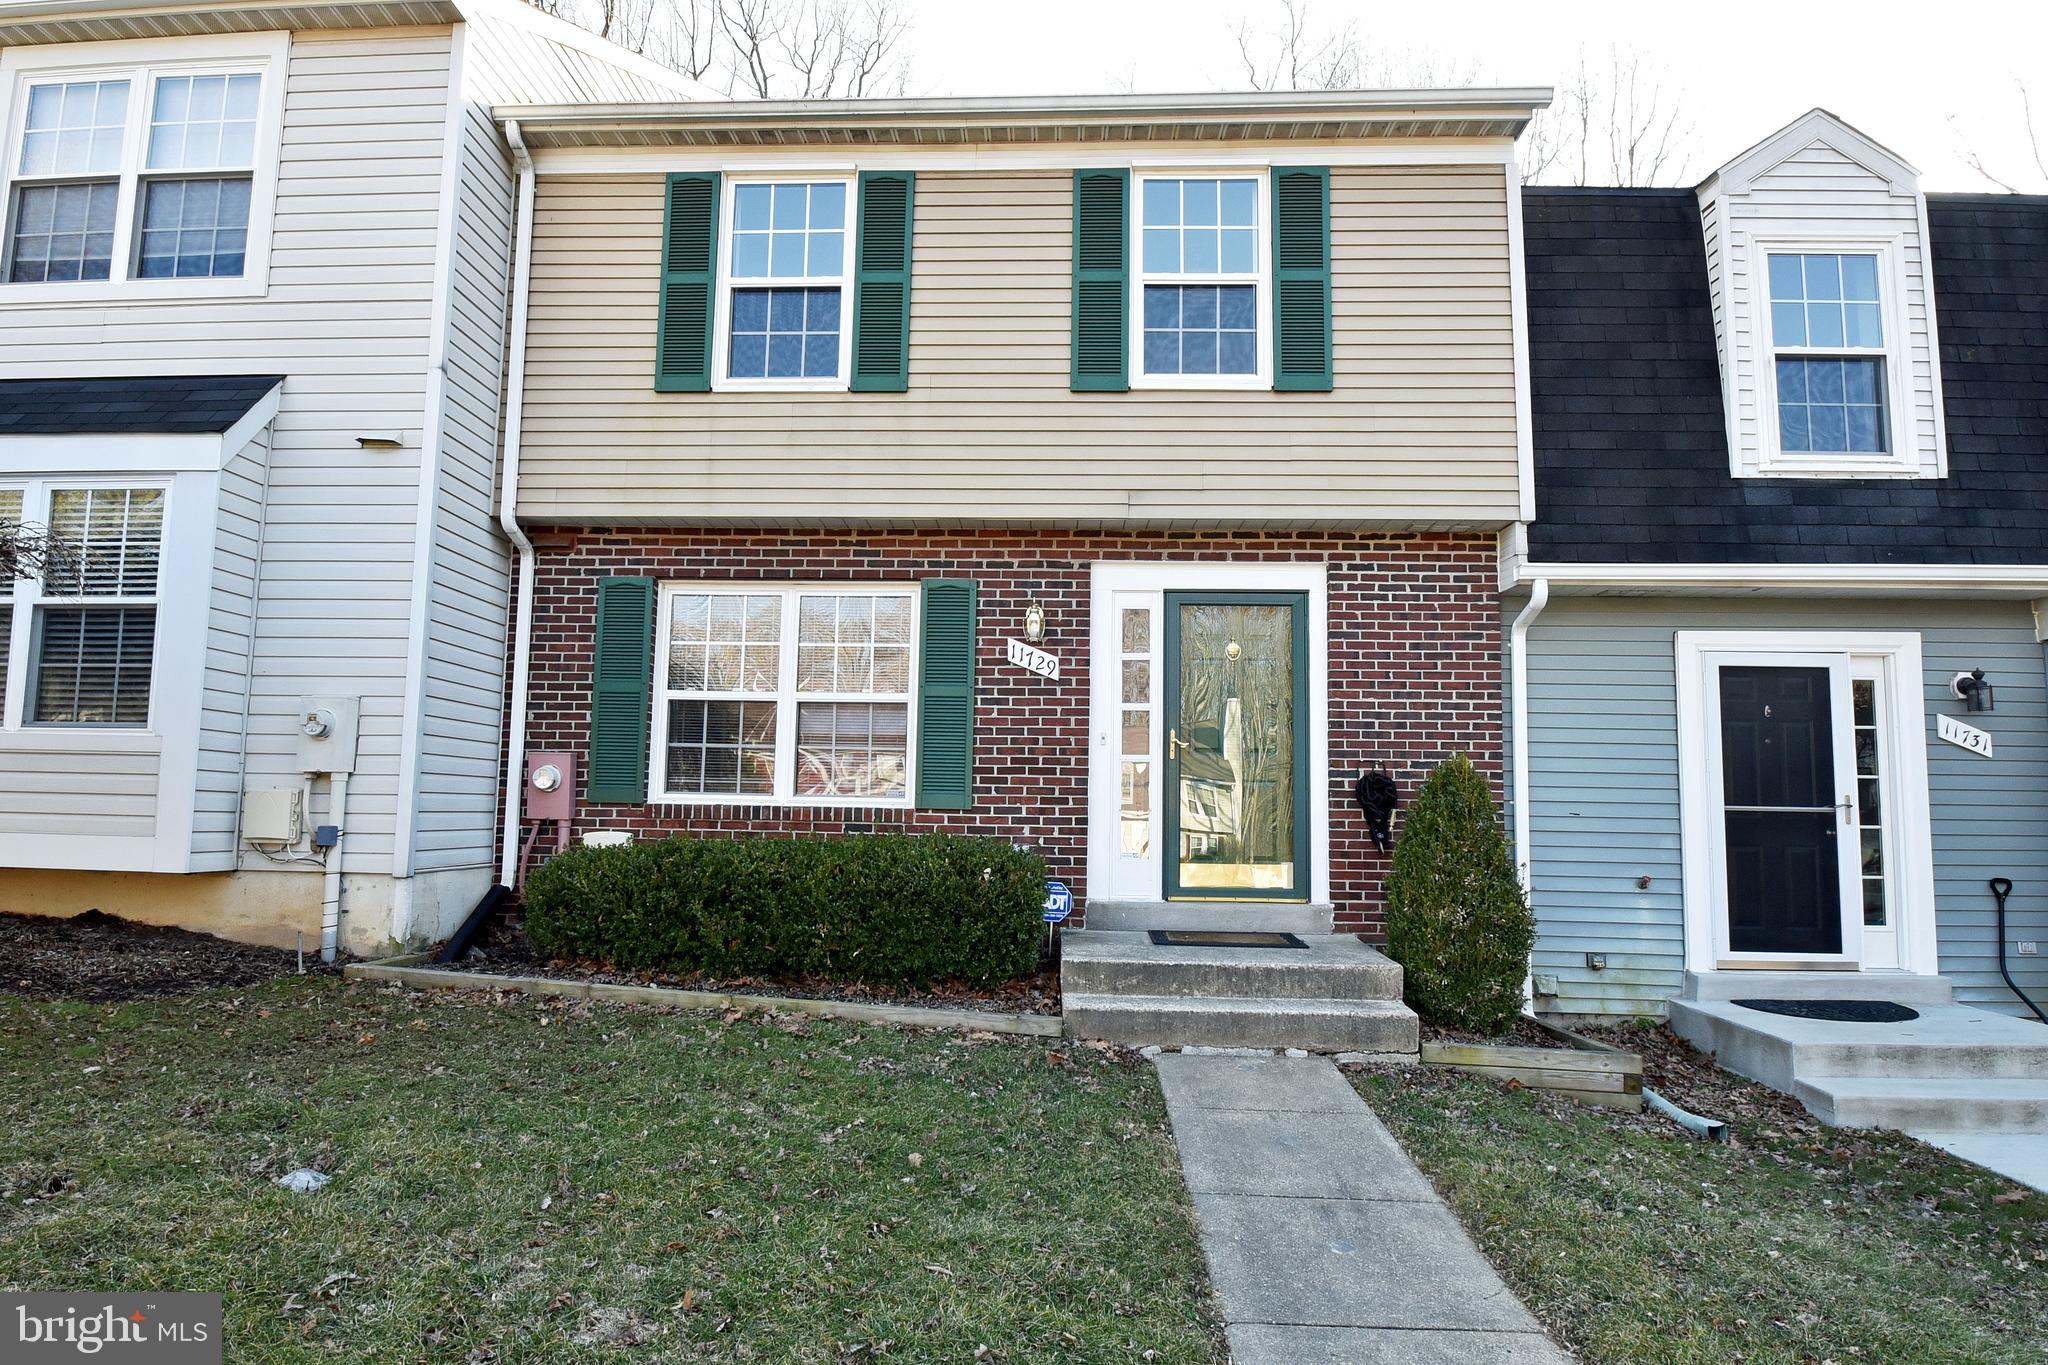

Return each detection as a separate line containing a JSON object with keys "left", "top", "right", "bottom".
{"left": 0, "top": 743, "right": 160, "bottom": 839}
{"left": 0, "top": 29, "right": 453, "bottom": 871}
{"left": 190, "top": 424, "right": 274, "bottom": 870}
{"left": 516, "top": 164, "right": 1519, "bottom": 528}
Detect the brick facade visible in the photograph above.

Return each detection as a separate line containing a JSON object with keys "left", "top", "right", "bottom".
{"left": 520, "top": 529, "right": 1502, "bottom": 939}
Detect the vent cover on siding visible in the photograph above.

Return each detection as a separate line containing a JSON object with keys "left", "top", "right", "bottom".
{"left": 1071, "top": 169, "right": 1129, "bottom": 392}
{"left": 1271, "top": 166, "right": 1332, "bottom": 392}
{"left": 656, "top": 172, "right": 719, "bottom": 392}
{"left": 852, "top": 171, "right": 914, "bottom": 392}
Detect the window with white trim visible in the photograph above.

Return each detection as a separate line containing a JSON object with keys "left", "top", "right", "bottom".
{"left": 1766, "top": 251, "right": 1890, "bottom": 457}
{"left": 719, "top": 179, "right": 851, "bottom": 386}
{"left": 1136, "top": 173, "right": 1266, "bottom": 384}
{"left": 654, "top": 585, "right": 914, "bottom": 802}
{"left": 0, "top": 36, "right": 279, "bottom": 291}
{"left": 0, "top": 482, "right": 163, "bottom": 728}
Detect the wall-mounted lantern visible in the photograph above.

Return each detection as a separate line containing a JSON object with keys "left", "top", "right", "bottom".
{"left": 1953, "top": 669, "right": 1995, "bottom": 713}
{"left": 1022, "top": 601, "right": 1046, "bottom": 644}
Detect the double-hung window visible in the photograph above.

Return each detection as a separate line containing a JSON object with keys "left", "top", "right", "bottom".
{"left": 1765, "top": 250, "right": 1891, "bottom": 459}
{"left": 0, "top": 35, "right": 280, "bottom": 293}
{"left": 719, "top": 179, "right": 851, "bottom": 387}
{"left": 1136, "top": 173, "right": 1267, "bottom": 386}
{"left": 0, "top": 482, "right": 163, "bottom": 729}
{"left": 654, "top": 585, "right": 914, "bottom": 803}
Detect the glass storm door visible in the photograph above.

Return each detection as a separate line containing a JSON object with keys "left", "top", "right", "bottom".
{"left": 1715, "top": 661, "right": 1859, "bottom": 958}
{"left": 1162, "top": 592, "right": 1309, "bottom": 901}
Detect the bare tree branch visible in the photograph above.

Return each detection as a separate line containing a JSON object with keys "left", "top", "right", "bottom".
{"left": 525, "top": 0, "right": 910, "bottom": 98}
{"left": 1520, "top": 45, "right": 1692, "bottom": 187}
{"left": 1949, "top": 78, "right": 2048, "bottom": 194}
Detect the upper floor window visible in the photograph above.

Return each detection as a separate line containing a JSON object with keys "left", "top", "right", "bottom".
{"left": 0, "top": 34, "right": 283, "bottom": 297}
{"left": 719, "top": 178, "right": 850, "bottom": 388}
{"left": 1136, "top": 174, "right": 1267, "bottom": 387}
{"left": 0, "top": 481, "right": 163, "bottom": 729}
{"left": 1766, "top": 251, "right": 1889, "bottom": 457}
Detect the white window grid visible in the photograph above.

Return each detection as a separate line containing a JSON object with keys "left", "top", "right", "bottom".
{"left": 1131, "top": 170, "right": 1272, "bottom": 391}
{"left": 650, "top": 582, "right": 917, "bottom": 806}
{"left": 0, "top": 477, "right": 167, "bottom": 730}
{"left": 1748, "top": 233, "right": 1913, "bottom": 475}
{"left": 0, "top": 34, "right": 282, "bottom": 300}
{"left": 712, "top": 175, "right": 857, "bottom": 393}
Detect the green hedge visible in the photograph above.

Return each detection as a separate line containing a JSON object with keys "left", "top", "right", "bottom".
{"left": 1384, "top": 753, "right": 1536, "bottom": 1036}
{"left": 522, "top": 833, "right": 1046, "bottom": 988}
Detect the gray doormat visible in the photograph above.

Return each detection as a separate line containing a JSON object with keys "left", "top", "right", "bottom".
{"left": 1147, "top": 930, "right": 1309, "bottom": 950}
{"left": 1733, "top": 998, "right": 1920, "bottom": 1023}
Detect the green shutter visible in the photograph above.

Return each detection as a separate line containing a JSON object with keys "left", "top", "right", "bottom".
{"left": 1071, "top": 168, "right": 1129, "bottom": 392}
{"left": 588, "top": 576, "right": 654, "bottom": 803}
{"left": 915, "top": 578, "right": 976, "bottom": 809}
{"left": 656, "top": 171, "right": 719, "bottom": 392}
{"left": 1271, "top": 166, "right": 1332, "bottom": 392}
{"left": 851, "top": 170, "right": 914, "bottom": 392}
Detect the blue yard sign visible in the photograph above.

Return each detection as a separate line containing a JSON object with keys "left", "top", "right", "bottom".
{"left": 1042, "top": 881, "right": 1074, "bottom": 924}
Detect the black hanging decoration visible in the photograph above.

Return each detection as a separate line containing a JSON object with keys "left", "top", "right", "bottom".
{"left": 1355, "top": 765, "right": 1400, "bottom": 854}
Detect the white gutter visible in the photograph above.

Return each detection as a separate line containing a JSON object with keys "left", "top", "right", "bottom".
{"left": 1503, "top": 560, "right": 2048, "bottom": 597}
{"left": 497, "top": 118, "right": 537, "bottom": 889}
{"left": 1509, "top": 577, "right": 1550, "bottom": 1007}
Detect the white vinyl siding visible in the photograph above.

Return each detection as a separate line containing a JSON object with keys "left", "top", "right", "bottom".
{"left": 190, "top": 423, "right": 270, "bottom": 868}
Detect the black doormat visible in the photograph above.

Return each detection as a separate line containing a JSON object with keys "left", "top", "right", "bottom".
{"left": 1147, "top": 930, "right": 1309, "bottom": 950}
{"left": 1733, "top": 998, "right": 1921, "bottom": 1023}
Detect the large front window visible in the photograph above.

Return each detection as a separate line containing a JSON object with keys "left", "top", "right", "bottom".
{"left": 1766, "top": 251, "right": 1889, "bottom": 457}
{"left": 655, "top": 585, "right": 913, "bottom": 802}
{"left": 721, "top": 179, "right": 850, "bottom": 385}
{"left": 1137, "top": 174, "right": 1265, "bottom": 384}
{"left": 0, "top": 38, "right": 278, "bottom": 291}
{"left": 0, "top": 482, "right": 163, "bottom": 728}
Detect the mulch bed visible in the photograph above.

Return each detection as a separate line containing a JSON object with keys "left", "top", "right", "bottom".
{"left": 1419, "top": 1017, "right": 1573, "bottom": 1049}
{"left": 438, "top": 918, "right": 1063, "bottom": 1017}
{"left": 1576, "top": 1017, "right": 1822, "bottom": 1137}
{"left": 0, "top": 909, "right": 316, "bottom": 1002}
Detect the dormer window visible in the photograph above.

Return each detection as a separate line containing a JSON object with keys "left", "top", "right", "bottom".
{"left": 1767, "top": 252, "right": 1888, "bottom": 456}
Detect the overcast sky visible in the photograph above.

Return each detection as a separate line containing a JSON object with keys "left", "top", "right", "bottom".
{"left": 899, "top": 0, "right": 2048, "bottom": 192}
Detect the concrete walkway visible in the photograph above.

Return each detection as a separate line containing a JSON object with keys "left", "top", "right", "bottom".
{"left": 1156, "top": 1052, "right": 1568, "bottom": 1364}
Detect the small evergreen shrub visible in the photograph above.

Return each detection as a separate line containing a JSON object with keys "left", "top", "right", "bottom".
{"left": 523, "top": 833, "right": 1045, "bottom": 988}
{"left": 1383, "top": 753, "right": 1535, "bottom": 1036}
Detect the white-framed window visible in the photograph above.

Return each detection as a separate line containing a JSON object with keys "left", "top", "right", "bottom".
{"left": 0, "top": 479, "right": 165, "bottom": 729}
{"left": 1753, "top": 236, "right": 1911, "bottom": 474}
{"left": 651, "top": 583, "right": 915, "bottom": 804}
{"left": 1133, "top": 171, "right": 1270, "bottom": 389}
{"left": 0, "top": 33, "right": 285, "bottom": 300}
{"left": 713, "top": 177, "right": 853, "bottom": 390}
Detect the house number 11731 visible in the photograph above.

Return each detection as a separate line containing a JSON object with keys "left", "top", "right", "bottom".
{"left": 1937, "top": 713, "right": 1993, "bottom": 758}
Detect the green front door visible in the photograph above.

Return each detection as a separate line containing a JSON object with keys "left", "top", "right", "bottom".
{"left": 1161, "top": 592, "right": 1310, "bottom": 901}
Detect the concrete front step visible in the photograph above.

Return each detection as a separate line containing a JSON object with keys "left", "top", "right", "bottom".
{"left": 1793, "top": 1076, "right": 2048, "bottom": 1133}
{"left": 1060, "top": 929, "right": 1403, "bottom": 1001}
{"left": 1669, "top": 999, "right": 2048, "bottom": 1085}
{"left": 1064, "top": 992, "right": 1419, "bottom": 1053}
{"left": 1682, "top": 970, "right": 1955, "bottom": 1007}
{"left": 1083, "top": 900, "right": 1335, "bottom": 934}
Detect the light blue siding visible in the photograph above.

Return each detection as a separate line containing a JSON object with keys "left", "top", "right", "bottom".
{"left": 1513, "top": 595, "right": 2048, "bottom": 1019}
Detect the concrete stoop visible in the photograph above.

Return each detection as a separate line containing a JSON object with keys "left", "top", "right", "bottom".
{"left": 1669, "top": 990, "right": 2048, "bottom": 1135}
{"left": 1060, "top": 928, "right": 1419, "bottom": 1054}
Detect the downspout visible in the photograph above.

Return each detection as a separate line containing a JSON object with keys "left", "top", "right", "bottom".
{"left": 1510, "top": 576, "right": 1551, "bottom": 1007}
{"left": 497, "top": 119, "right": 538, "bottom": 889}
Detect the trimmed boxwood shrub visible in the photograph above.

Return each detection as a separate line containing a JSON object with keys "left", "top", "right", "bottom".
{"left": 522, "top": 833, "right": 1045, "bottom": 988}
{"left": 1384, "top": 753, "right": 1536, "bottom": 1036}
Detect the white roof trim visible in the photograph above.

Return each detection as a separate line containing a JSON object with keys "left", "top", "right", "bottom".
{"left": 1501, "top": 560, "right": 2048, "bottom": 599}
{"left": 1698, "top": 107, "right": 1920, "bottom": 197}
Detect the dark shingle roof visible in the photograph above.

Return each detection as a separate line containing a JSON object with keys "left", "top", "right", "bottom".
{"left": 0, "top": 374, "right": 283, "bottom": 436}
{"left": 1523, "top": 190, "right": 2048, "bottom": 564}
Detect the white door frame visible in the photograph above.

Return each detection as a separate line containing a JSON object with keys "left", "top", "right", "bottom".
{"left": 1675, "top": 630, "right": 1939, "bottom": 976}
{"left": 1087, "top": 561, "right": 1329, "bottom": 906}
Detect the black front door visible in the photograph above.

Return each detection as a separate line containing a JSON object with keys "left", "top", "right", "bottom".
{"left": 1720, "top": 666, "right": 1843, "bottom": 956}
